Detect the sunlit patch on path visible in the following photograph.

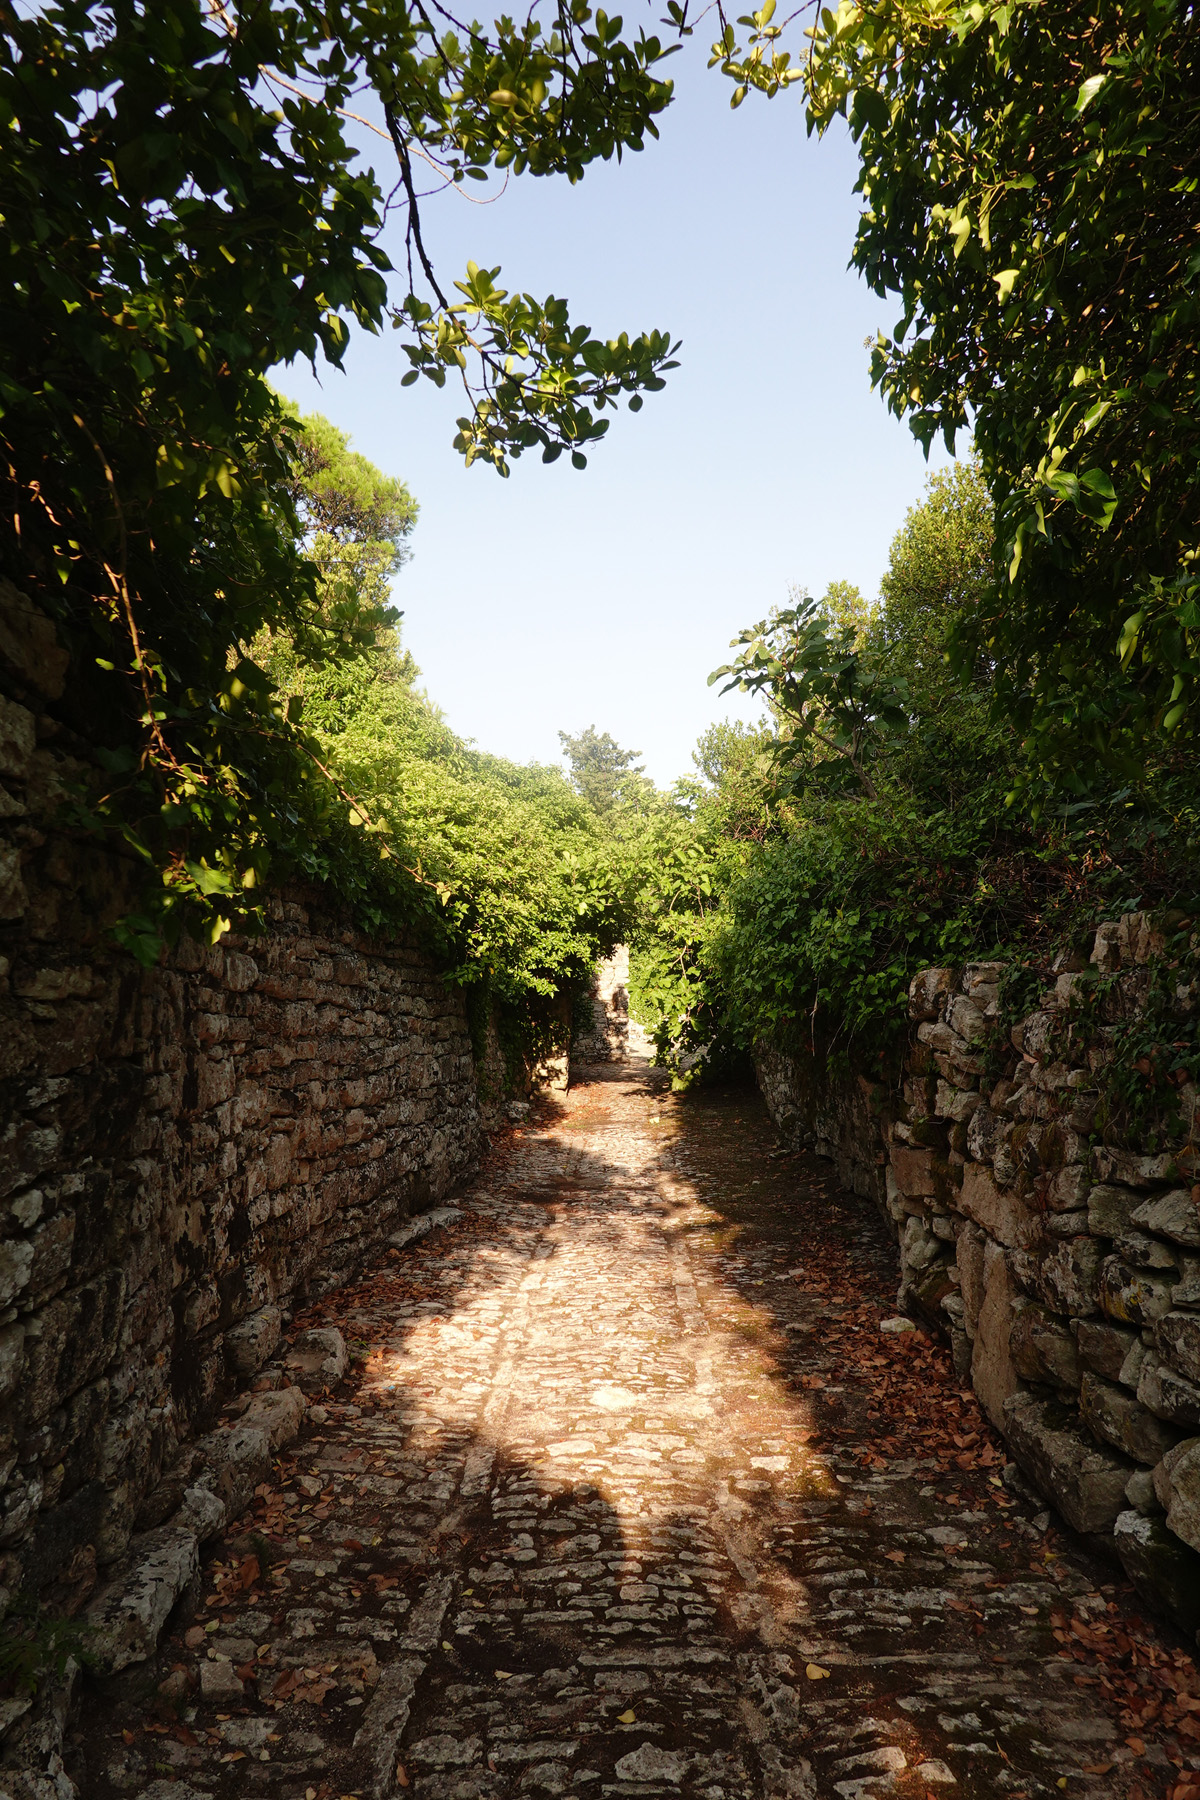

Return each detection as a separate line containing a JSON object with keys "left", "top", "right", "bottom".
{"left": 74, "top": 1067, "right": 1189, "bottom": 1800}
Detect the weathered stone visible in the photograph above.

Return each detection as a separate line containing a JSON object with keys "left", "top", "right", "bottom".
{"left": 1155, "top": 1311, "right": 1200, "bottom": 1385}
{"left": 1003, "top": 1392, "right": 1133, "bottom": 1532}
{"left": 1075, "top": 1318, "right": 1139, "bottom": 1382}
{"left": 240, "top": 1384, "right": 305, "bottom": 1451}
{"left": 1113, "top": 1229, "right": 1181, "bottom": 1271}
{"left": 1093, "top": 1147, "right": 1184, "bottom": 1189}
{"left": 1040, "top": 1237, "right": 1104, "bottom": 1318}
{"left": 1047, "top": 1165, "right": 1090, "bottom": 1211}
{"left": 1113, "top": 1509, "right": 1200, "bottom": 1631}
{"left": 615, "top": 1743, "right": 685, "bottom": 1785}
{"left": 971, "top": 1241, "right": 1020, "bottom": 1429}
{"left": 1099, "top": 1257, "right": 1176, "bottom": 1326}
{"left": 87, "top": 1526, "right": 199, "bottom": 1672}
{"left": 908, "top": 968, "right": 957, "bottom": 1023}
{"left": 947, "top": 995, "right": 988, "bottom": 1047}
{"left": 199, "top": 1659, "right": 245, "bottom": 1702}
{"left": 0, "top": 695, "right": 35, "bottom": 782}
{"left": 1154, "top": 1438, "right": 1200, "bottom": 1554}
{"left": 918, "top": 1021, "right": 973, "bottom": 1061}
{"left": 955, "top": 1221, "right": 986, "bottom": 1339}
{"left": 1137, "top": 1354, "right": 1200, "bottom": 1428}
{"left": 173, "top": 1486, "right": 226, "bottom": 1541}
{"left": 1009, "top": 1301, "right": 1079, "bottom": 1391}
{"left": 224, "top": 1305, "right": 282, "bottom": 1379}
{"left": 1131, "top": 1188, "right": 1200, "bottom": 1248}
{"left": 934, "top": 1080, "right": 980, "bottom": 1124}
{"left": 957, "top": 1163, "right": 1035, "bottom": 1249}
{"left": 190, "top": 1424, "right": 271, "bottom": 1517}
{"left": 1079, "top": 1372, "right": 1182, "bottom": 1465}
{"left": 1044, "top": 1208, "right": 1090, "bottom": 1239}
{"left": 888, "top": 1143, "right": 951, "bottom": 1202}
{"left": 1126, "top": 1467, "right": 1160, "bottom": 1515}
{"left": 0, "top": 579, "right": 69, "bottom": 697}
{"left": 1087, "top": 1183, "right": 1143, "bottom": 1236}
{"left": 285, "top": 1326, "right": 348, "bottom": 1395}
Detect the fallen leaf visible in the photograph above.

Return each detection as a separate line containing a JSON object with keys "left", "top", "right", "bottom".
{"left": 806, "top": 1663, "right": 831, "bottom": 1681}
{"left": 495, "top": 1670, "right": 513, "bottom": 1680}
{"left": 883, "top": 1550, "right": 905, "bottom": 1564}
{"left": 617, "top": 1709, "right": 636, "bottom": 1723}
{"left": 395, "top": 1764, "right": 410, "bottom": 1789}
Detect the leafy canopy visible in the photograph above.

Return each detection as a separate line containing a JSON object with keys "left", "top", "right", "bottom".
{"left": 1, "top": 0, "right": 696, "bottom": 944}
{"left": 559, "top": 725, "right": 648, "bottom": 814}
{"left": 713, "top": 0, "right": 1200, "bottom": 776}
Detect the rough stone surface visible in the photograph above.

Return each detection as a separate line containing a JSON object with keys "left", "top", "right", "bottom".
{"left": 1113, "top": 1508, "right": 1200, "bottom": 1631}
{"left": 755, "top": 933, "right": 1200, "bottom": 1624}
{"left": 86, "top": 1525, "right": 199, "bottom": 1672}
{"left": 67, "top": 1069, "right": 1150, "bottom": 1800}
{"left": 1003, "top": 1394, "right": 1134, "bottom": 1533}
{"left": 571, "top": 944, "right": 653, "bottom": 1065}
{"left": 0, "top": 586, "right": 498, "bottom": 1625}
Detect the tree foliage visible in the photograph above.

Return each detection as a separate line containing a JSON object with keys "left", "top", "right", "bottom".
{"left": 799, "top": 0, "right": 1200, "bottom": 775}
{"left": 635, "top": 461, "right": 1200, "bottom": 1079}
{"left": 711, "top": 0, "right": 1200, "bottom": 775}
{"left": 558, "top": 725, "right": 648, "bottom": 814}
{"left": 0, "top": 0, "right": 686, "bottom": 948}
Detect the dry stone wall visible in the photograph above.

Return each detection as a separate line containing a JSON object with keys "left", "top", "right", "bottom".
{"left": 0, "top": 580, "right": 485, "bottom": 1642}
{"left": 571, "top": 944, "right": 653, "bottom": 1064}
{"left": 756, "top": 914, "right": 1200, "bottom": 1638}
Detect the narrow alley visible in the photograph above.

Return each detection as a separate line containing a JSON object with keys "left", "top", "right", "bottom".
{"left": 74, "top": 1066, "right": 1197, "bottom": 1800}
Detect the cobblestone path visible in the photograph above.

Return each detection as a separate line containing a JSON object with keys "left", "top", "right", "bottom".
{"left": 76, "top": 1066, "right": 1180, "bottom": 1800}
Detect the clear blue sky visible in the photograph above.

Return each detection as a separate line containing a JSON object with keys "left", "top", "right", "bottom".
{"left": 276, "top": 39, "right": 950, "bottom": 788}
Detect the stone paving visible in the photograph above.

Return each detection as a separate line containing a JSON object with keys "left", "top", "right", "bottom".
{"left": 71, "top": 1065, "right": 1183, "bottom": 1800}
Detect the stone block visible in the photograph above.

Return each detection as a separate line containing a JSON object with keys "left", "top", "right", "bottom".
{"left": 200, "top": 1659, "right": 245, "bottom": 1702}
{"left": 224, "top": 1305, "right": 283, "bottom": 1380}
{"left": 947, "top": 996, "right": 988, "bottom": 1046}
{"left": 190, "top": 1423, "right": 271, "bottom": 1519}
{"left": 1126, "top": 1467, "right": 1160, "bottom": 1515}
{"left": 1113, "top": 1229, "right": 1182, "bottom": 1271}
{"left": 1003, "top": 1392, "right": 1133, "bottom": 1533}
{"left": 173, "top": 1486, "right": 226, "bottom": 1541}
{"left": 1113, "top": 1510, "right": 1200, "bottom": 1631}
{"left": 1047, "top": 1165, "right": 1090, "bottom": 1212}
{"left": 240, "top": 1385, "right": 305, "bottom": 1452}
{"left": 0, "top": 1323, "right": 25, "bottom": 1405}
{"left": 918, "top": 1020, "right": 972, "bottom": 1059}
{"left": 972, "top": 1240, "right": 1020, "bottom": 1429}
{"left": 1079, "top": 1372, "right": 1183, "bottom": 1465}
{"left": 899, "top": 1213, "right": 942, "bottom": 1274}
{"left": 1131, "top": 1189, "right": 1200, "bottom": 1248}
{"left": 87, "top": 1524, "right": 199, "bottom": 1672}
{"left": 1094, "top": 1147, "right": 1184, "bottom": 1188}
{"left": 934, "top": 1081, "right": 980, "bottom": 1123}
{"left": 1041, "top": 1237, "right": 1104, "bottom": 1318}
{"left": 888, "top": 1143, "right": 947, "bottom": 1201}
{"left": 0, "top": 694, "right": 35, "bottom": 781}
{"left": 0, "top": 580, "right": 70, "bottom": 697}
{"left": 909, "top": 968, "right": 953, "bottom": 1023}
{"left": 284, "top": 1326, "right": 348, "bottom": 1395}
{"left": 1009, "top": 1300, "right": 1079, "bottom": 1391}
{"left": 957, "top": 1162, "right": 1035, "bottom": 1248}
{"left": 1087, "top": 1183, "right": 1142, "bottom": 1236}
{"left": 1155, "top": 1311, "right": 1200, "bottom": 1384}
{"left": 1076, "top": 1318, "right": 1139, "bottom": 1382}
{"left": 1099, "top": 1257, "right": 1177, "bottom": 1326}
{"left": 956, "top": 1221, "right": 986, "bottom": 1338}
{"left": 966, "top": 1104, "right": 1003, "bottom": 1164}
{"left": 1015, "top": 1011, "right": 1056, "bottom": 1060}
{"left": 1044, "top": 1209, "right": 1089, "bottom": 1239}
{"left": 1138, "top": 1354, "right": 1200, "bottom": 1428}
{"left": 1154, "top": 1438, "right": 1200, "bottom": 1554}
